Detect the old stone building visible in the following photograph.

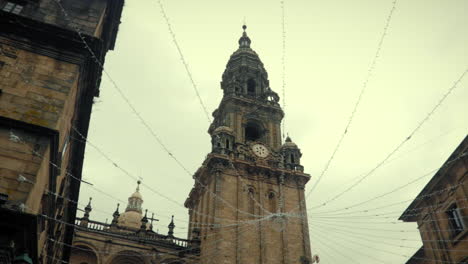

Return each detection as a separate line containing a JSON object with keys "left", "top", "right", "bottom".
{"left": 185, "top": 25, "right": 312, "bottom": 264}
{"left": 0, "top": 0, "right": 124, "bottom": 263}
{"left": 400, "top": 135, "right": 468, "bottom": 264}
{"left": 69, "top": 26, "right": 314, "bottom": 264}
{"left": 70, "top": 182, "right": 199, "bottom": 264}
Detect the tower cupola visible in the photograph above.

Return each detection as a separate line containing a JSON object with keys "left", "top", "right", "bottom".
{"left": 220, "top": 25, "right": 280, "bottom": 105}
{"left": 211, "top": 126, "right": 235, "bottom": 154}
{"left": 281, "top": 136, "right": 303, "bottom": 171}
{"left": 118, "top": 181, "right": 147, "bottom": 230}
{"left": 126, "top": 180, "right": 143, "bottom": 213}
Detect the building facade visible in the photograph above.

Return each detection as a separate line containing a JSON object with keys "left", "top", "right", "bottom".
{"left": 400, "top": 135, "right": 468, "bottom": 264}
{"left": 69, "top": 26, "right": 314, "bottom": 264}
{"left": 184, "top": 25, "right": 313, "bottom": 264}
{"left": 0, "top": 0, "right": 124, "bottom": 263}
{"left": 70, "top": 182, "right": 199, "bottom": 264}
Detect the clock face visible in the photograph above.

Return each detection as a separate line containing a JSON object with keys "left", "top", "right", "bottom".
{"left": 252, "top": 144, "right": 269, "bottom": 158}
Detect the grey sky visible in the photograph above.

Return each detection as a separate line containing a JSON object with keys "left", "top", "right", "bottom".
{"left": 78, "top": 0, "right": 468, "bottom": 263}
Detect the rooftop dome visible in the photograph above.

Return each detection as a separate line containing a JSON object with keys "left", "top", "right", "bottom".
{"left": 281, "top": 136, "right": 298, "bottom": 149}
{"left": 118, "top": 181, "right": 145, "bottom": 229}
{"left": 118, "top": 210, "right": 144, "bottom": 230}
{"left": 130, "top": 189, "right": 142, "bottom": 200}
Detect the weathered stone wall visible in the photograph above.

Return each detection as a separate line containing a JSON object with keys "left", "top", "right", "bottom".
{"left": 0, "top": 42, "right": 81, "bottom": 261}
{"left": 0, "top": 126, "right": 49, "bottom": 206}
{"left": 409, "top": 138, "right": 468, "bottom": 264}
{"left": 0, "top": 0, "right": 108, "bottom": 37}
{"left": 70, "top": 230, "right": 199, "bottom": 264}
{"left": 0, "top": 43, "right": 80, "bottom": 130}
{"left": 192, "top": 166, "right": 311, "bottom": 264}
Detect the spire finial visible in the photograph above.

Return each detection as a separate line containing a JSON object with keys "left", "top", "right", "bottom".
{"left": 238, "top": 25, "right": 251, "bottom": 48}
{"left": 168, "top": 215, "right": 175, "bottom": 238}
{"left": 84, "top": 197, "right": 92, "bottom": 219}
{"left": 112, "top": 203, "right": 120, "bottom": 218}
{"left": 136, "top": 180, "right": 141, "bottom": 192}
{"left": 85, "top": 197, "right": 92, "bottom": 211}
{"left": 139, "top": 209, "right": 149, "bottom": 232}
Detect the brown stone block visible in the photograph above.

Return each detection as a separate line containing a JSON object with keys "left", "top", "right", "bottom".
{"left": 5, "top": 82, "right": 30, "bottom": 97}
{"left": 26, "top": 91, "right": 65, "bottom": 108}
{"left": 2, "top": 174, "right": 33, "bottom": 194}
{"left": 0, "top": 69, "right": 11, "bottom": 78}
{"left": 51, "top": 71, "right": 77, "bottom": 82}
{"left": 0, "top": 108, "right": 23, "bottom": 121}
{"left": 0, "top": 146, "right": 41, "bottom": 164}
{"left": 0, "top": 154, "right": 26, "bottom": 172}
{"left": 21, "top": 114, "right": 55, "bottom": 128}
{"left": 11, "top": 96, "right": 47, "bottom": 110}
{"left": 0, "top": 168, "right": 22, "bottom": 181}
{"left": 10, "top": 96, "right": 61, "bottom": 122}
{"left": 23, "top": 161, "right": 41, "bottom": 175}
{"left": 29, "top": 74, "right": 71, "bottom": 94}
{"left": 28, "top": 85, "right": 68, "bottom": 101}
{"left": 1, "top": 73, "right": 20, "bottom": 87}
{"left": 0, "top": 55, "right": 17, "bottom": 65}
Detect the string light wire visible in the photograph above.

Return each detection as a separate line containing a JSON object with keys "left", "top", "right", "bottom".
{"left": 156, "top": 0, "right": 211, "bottom": 123}
{"left": 298, "top": 66, "right": 468, "bottom": 213}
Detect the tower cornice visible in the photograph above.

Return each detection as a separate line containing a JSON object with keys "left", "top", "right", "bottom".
{"left": 184, "top": 153, "right": 310, "bottom": 208}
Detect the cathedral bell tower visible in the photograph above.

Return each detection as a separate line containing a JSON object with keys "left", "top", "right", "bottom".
{"left": 185, "top": 26, "right": 312, "bottom": 264}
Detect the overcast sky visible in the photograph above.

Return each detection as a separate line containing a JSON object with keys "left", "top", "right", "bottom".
{"left": 77, "top": 0, "right": 467, "bottom": 263}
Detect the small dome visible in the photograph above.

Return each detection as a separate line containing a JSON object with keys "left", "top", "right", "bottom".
{"left": 118, "top": 211, "right": 143, "bottom": 230}
{"left": 281, "top": 136, "right": 298, "bottom": 149}
{"left": 130, "top": 190, "right": 142, "bottom": 200}
{"left": 213, "top": 126, "right": 234, "bottom": 135}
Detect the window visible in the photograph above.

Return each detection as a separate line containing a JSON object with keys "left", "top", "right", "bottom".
{"left": 2, "top": 2, "right": 24, "bottom": 14}
{"left": 247, "top": 79, "right": 256, "bottom": 95}
{"left": 245, "top": 122, "right": 262, "bottom": 142}
{"left": 268, "top": 191, "right": 277, "bottom": 213}
{"left": 446, "top": 204, "right": 465, "bottom": 237}
{"left": 247, "top": 188, "right": 255, "bottom": 215}
{"left": 290, "top": 154, "right": 295, "bottom": 164}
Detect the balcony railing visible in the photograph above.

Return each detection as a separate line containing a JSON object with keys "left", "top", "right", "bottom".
{"left": 75, "top": 217, "right": 196, "bottom": 251}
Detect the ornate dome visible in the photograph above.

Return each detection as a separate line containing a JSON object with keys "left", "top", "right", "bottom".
{"left": 129, "top": 190, "right": 142, "bottom": 200}
{"left": 118, "top": 210, "right": 144, "bottom": 230}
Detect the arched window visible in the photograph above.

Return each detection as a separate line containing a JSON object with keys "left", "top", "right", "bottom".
{"left": 225, "top": 139, "right": 230, "bottom": 149}
{"left": 245, "top": 122, "right": 262, "bottom": 142}
{"left": 248, "top": 188, "right": 256, "bottom": 216}
{"left": 268, "top": 191, "right": 277, "bottom": 213}
{"left": 290, "top": 154, "right": 295, "bottom": 164}
{"left": 247, "top": 79, "right": 256, "bottom": 95}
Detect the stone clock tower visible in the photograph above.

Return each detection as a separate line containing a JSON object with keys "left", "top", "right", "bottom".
{"left": 184, "top": 26, "right": 312, "bottom": 264}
